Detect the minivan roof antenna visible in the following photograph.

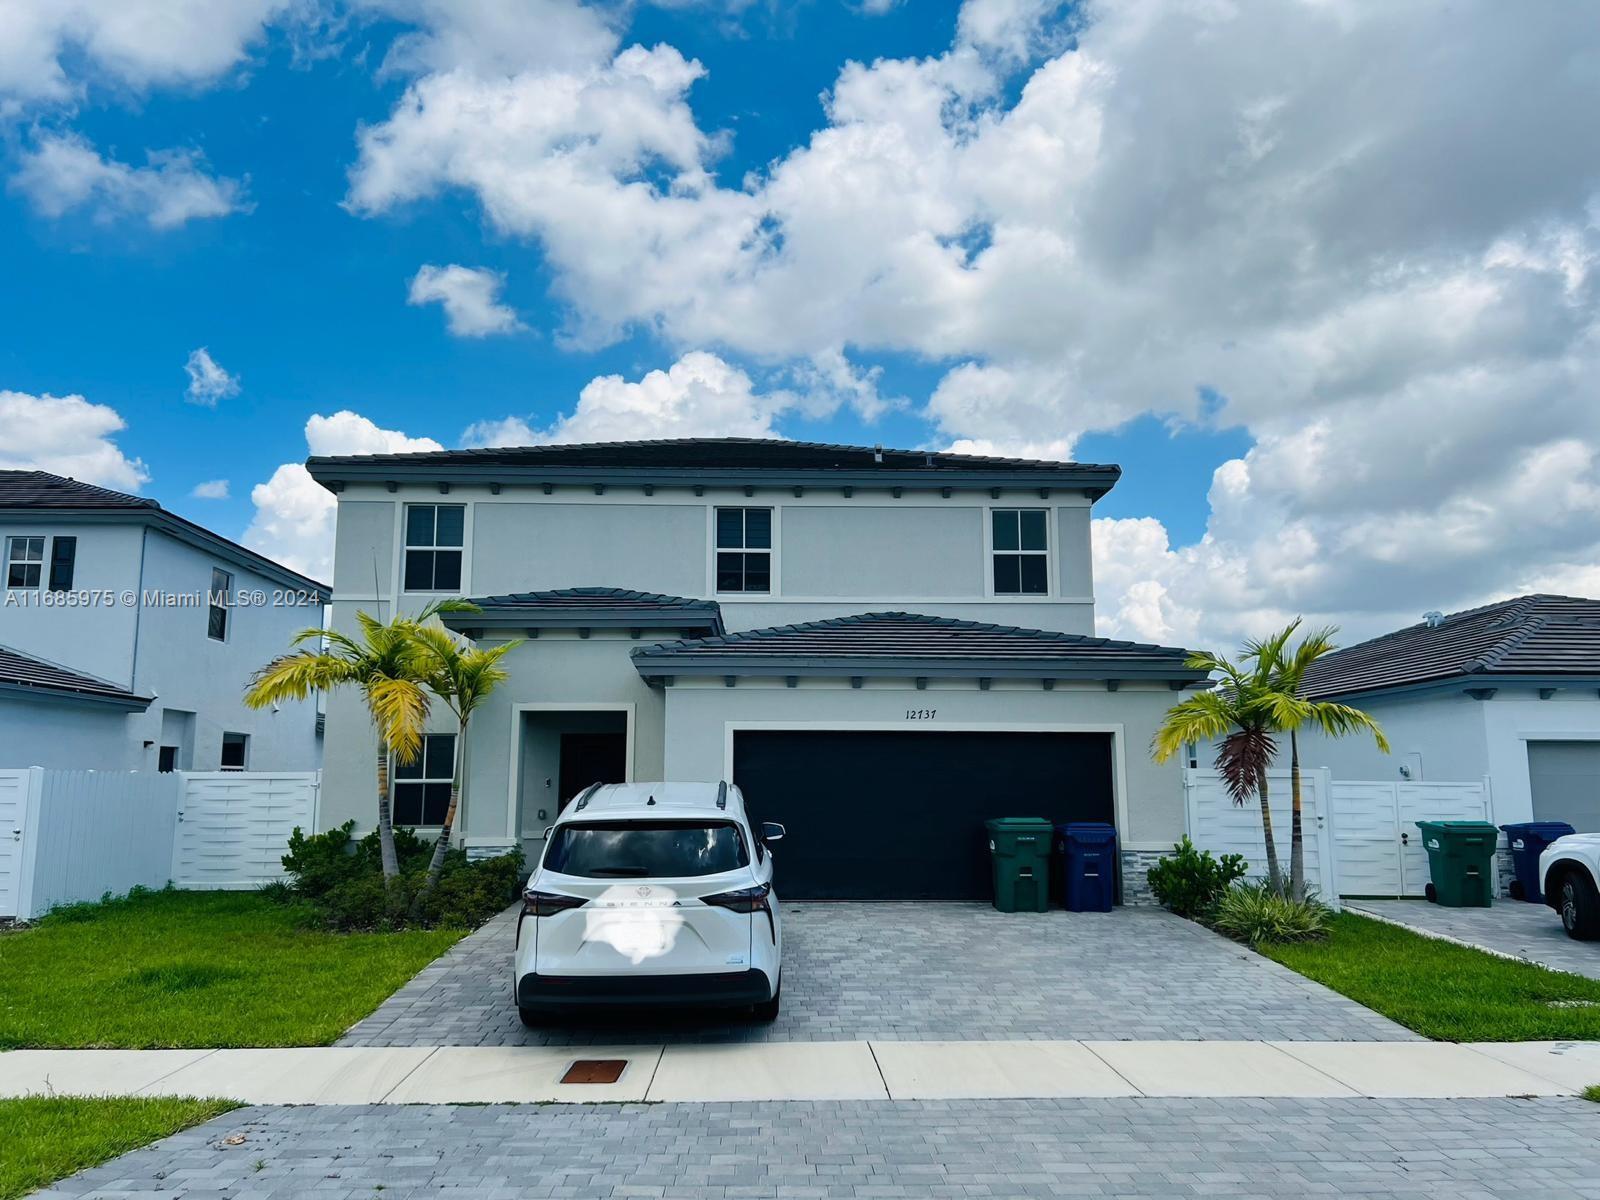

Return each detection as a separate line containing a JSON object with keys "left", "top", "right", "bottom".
{"left": 873, "top": 444, "right": 883, "bottom": 464}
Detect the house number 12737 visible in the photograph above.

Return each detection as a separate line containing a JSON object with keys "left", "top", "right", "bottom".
{"left": 905, "top": 709, "right": 937, "bottom": 720}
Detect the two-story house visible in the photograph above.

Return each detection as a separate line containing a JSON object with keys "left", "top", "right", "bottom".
{"left": 0, "top": 471, "right": 329, "bottom": 773}
{"left": 308, "top": 439, "right": 1207, "bottom": 902}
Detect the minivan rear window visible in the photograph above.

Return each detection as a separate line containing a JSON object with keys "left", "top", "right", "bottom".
{"left": 542, "top": 821, "right": 749, "bottom": 878}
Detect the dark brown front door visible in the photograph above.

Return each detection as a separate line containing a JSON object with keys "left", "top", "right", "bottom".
{"left": 558, "top": 732, "right": 628, "bottom": 809}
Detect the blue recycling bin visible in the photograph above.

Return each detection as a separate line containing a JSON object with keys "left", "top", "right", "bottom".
{"left": 1500, "top": 821, "right": 1575, "bottom": 902}
{"left": 1059, "top": 823, "right": 1118, "bottom": 912}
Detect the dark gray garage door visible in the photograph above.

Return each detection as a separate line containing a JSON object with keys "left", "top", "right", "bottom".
{"left": 732, "top": 730, "right": 1115, "bottom": 900}
{"left": 1529, "top": 740, "right": 1600, "bottom": 832}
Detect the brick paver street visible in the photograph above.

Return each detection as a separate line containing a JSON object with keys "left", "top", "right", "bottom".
{"left": 37, "top": 1096, "right": 1600, "bottom": 1198}
{"left": 339, "top": 901, "right": 1414, "bottom": 1045}
{"left": 1350, "top": 899, "right": 1600, "bottom": 979}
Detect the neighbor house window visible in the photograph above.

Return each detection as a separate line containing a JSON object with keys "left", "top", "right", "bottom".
{"left": 5, "top": 536, "right": 44, "bottom": 589}
{"left": 992, "top": 509, "right": 1049, "bottom": 595}
{"left": 220, "top": 732, "right": 249, "bottom": 771}
{"left": 404, "top": 504, "right": 464, "bottom": 592}
{"left": 48, "top": 536, "right": 76, "bottom": 591}
{"left": 207, "top": 568, "right": 232, "bottom": 641}
{"left": 393, "top": 733, "right": 456, "bottom": 826}
{"left": 715, "top": 507, "right": 771, "bottom": 593}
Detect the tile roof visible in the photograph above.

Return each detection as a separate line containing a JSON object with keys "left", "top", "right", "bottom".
{"left": 468, "top": 587, "right": 721, "bottom": 612}
{"left": 306, "top": 436, "right": 1118, "bottom": 475}
{"left": 1301, "top": 594, "right": 1600, "bottom": 698}
{"left": 632, "top": 611, "right": 1205, "bottom": 681}
{"left": 0, "top": 643, "right": 152, "bottom": 709}
{"left": 443, "top": 587, "right": 724, "bottom": 632}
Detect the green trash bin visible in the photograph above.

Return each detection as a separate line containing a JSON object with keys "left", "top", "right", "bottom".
{"left": 1415, "top": 820, "right": 1499, "bottom": 907}
{"left": 985, "top": 817, "right": 1054, "bottom": 912}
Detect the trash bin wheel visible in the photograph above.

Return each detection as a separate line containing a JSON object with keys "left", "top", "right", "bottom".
{"left": 1508, "top": 879, "right": 1525, "bottom": 901}
{"left": 1425, "top": 882, "right": 1438, "bottom": 903}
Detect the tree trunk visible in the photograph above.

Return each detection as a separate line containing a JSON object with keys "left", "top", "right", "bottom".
{"left": 1288, "top": 730, "right": 1306, "bottom": 902}
{"left": 420, "top": 718, "right": 466, "bottom": 896}
{"left": 375, "top": 738, "right": 399, "bottom": 881}
{"left": 1257, "top": 767, "right": 1284, "bottom": 896}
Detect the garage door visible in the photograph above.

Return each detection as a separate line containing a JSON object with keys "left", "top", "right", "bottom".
{"left": 732, "top": 730, "right": 1115, "bottom": 900}
{"left": 1529, "top": 741, "right": 1600, "bottom": 832}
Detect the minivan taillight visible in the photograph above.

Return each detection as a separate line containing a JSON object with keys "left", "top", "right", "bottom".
{"left": 523, "top": 889, "right": 588, "bottom": 918}
{"left": 701, "top": 883, "right": 771, "bottom": 914}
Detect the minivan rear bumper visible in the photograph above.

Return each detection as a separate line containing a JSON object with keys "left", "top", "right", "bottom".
{"left": 517, "top": 968, "right": 774, "bottom": 1010}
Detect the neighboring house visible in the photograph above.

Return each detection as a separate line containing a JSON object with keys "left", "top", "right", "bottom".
{"left": 0, "top": 471, "right": 329, "bottom": 772}
{"left": 1299, "top": 595, "right": 1600, "bottom": 834}
{"left": 309, "top": 438, "right": 1207, "bottom": 902}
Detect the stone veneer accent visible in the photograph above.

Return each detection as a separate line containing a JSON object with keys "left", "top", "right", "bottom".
{"left": 1119, "top": 849, "right": 1165, "bottom": 906}
{"left": 466, "top": 843, "right": 520, "bottom": 863}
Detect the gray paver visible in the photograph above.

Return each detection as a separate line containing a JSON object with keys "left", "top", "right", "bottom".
{"left": 32, "top": 1097, "right": 1600, "bottom": 1198}
{"left": 339, "top": 901, "right": 1414, "bottom": 1045}
{"left": 1350, "top": 898, "right": 1600, "bottom": 979}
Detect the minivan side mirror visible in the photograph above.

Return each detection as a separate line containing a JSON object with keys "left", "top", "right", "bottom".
{"left": 761, "top": 821, "right": 786, "bottom": 843}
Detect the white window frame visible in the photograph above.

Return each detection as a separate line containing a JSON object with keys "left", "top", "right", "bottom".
{"left": 402, "top": 502, "right": 467, "bottom": 593}
{"left": 393, "top": 732, "right": 458, "bottom": 828}
{"left": 208, "top": 567, "right": 232, "bottom": 642}
{"left": 712, "top": 506, "right": 775, "bottom": 595}
{"left": 988, "top": 507, "right": 1051, "bottom": 597}
{"left": 219, "top": 730, "right": 249, "bottom": 771}
{"left": 5, "top": 535, "right": 44, "bottom": 590}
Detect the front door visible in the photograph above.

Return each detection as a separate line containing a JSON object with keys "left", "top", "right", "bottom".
{"left": 558, "top": 732, "right": 627, "bottom": 810}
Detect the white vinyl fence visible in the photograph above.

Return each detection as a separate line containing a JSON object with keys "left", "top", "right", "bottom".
{"left": 0, "top": 768, "right": 319, "bottom": 920}
{"left": 1186, "top": 767, "right": 1493, "bottom": 901}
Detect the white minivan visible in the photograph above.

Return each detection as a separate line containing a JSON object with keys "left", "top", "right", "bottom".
{"left": 513, "top": 781, "right": 784, "bottom": 1025}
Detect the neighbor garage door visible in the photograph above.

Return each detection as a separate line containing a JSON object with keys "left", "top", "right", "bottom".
{"left": 1529, "top": 741, "right": 1600, "bottom": 832}
{"left": 732, "top": 730, "right": 1114, "bottom": 900}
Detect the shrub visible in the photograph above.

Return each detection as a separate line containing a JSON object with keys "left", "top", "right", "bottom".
{"left": 1213, "top": 882, "right": 1331, "bottom": 946}
{"left": 278, "top": 822, "right": 523, "bottom": 931}
{"left": 1147, "top": 837, "right": 1249, "bottom": 918}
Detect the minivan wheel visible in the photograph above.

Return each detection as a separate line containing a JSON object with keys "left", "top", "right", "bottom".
{"left": 752, "top": 983, "right": 781, "bottom": 1022}
{"left": 1559, "top": 871, "right": 1600, "bottom": 941}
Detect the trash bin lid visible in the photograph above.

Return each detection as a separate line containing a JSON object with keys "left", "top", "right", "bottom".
{"left": 985, "top": 816, "right": 1054, "bottom": 832}
{"left": 1500, "top": 821, "right": 1577, "bottom": 838}
{"left": 1057, "top": 822, "right": 1117, "bottom": 844}
{"left": 1415, "top": 820, "right": 1499, "bottom": 836}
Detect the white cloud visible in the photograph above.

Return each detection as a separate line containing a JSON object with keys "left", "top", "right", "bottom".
{"left": 0, "top": 390, "right": 149, "bottom": 490}
{"left": 191, "top": 478, "right": 229, "bottom": 499}
{"left": 245, "top": 411, "right": 443, "bottom": 583}
{"left": 183, "top": 347, "right": 241, "bottom": 406}
{"left": 407, "top": 264, "right": 524, "bottom": 337}
{"left": 12, "top": 133, "right": 248, "bottom": 228}
{"left": 463, "top": 350, "right": 787, "bottom": 446}
{"left": 345, "top": 0, "right": 1600, "bottom": 648}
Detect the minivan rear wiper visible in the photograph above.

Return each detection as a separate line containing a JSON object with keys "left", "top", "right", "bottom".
{"left": 589, "top": 866, "right": 650, "bottom": 876}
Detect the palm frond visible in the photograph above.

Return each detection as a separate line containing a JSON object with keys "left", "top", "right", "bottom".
{"left": 245, "top": 651, "right": 356, "bottom": 708}
{"left": 1152, "top": 690, "right": 1240, "bottom": 761}
{"left": 1303, "top": 700, "right": 1390, "bottom": 752}
{"left": 367, "top": 677, "right": 431, "bottom": 763}
{"left": 1216, "top": 727, "right": 1276, "bottom": 805}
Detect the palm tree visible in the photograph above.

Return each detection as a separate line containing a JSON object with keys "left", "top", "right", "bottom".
{"left": 407, "top": 621, "right": 521, "bottom": 895}
{"left": 1153, "top": 648, "right": 1287, "bottom": 896}
{"left": 1248, "top": 622, "right": 1389, "bottom": 901}
{"left": 245, "top": 601, "right": 471, "bottom": 880}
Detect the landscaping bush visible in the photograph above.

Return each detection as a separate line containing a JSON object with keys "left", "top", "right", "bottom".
{"left": 1212, "top": 881, "right": 1331, "bottom": 946}
{"left": 1147, "top": 836, "right": 1249, "bottom": 918}
{"left": 276, "top": 821, "right": 523, "bottom": 932}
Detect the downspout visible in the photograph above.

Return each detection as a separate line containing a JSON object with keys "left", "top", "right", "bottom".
{"left": 128, "top": 524, "right": 150, "bottom": 692}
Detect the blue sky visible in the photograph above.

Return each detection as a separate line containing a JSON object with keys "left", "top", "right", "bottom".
{"left": 3, "top": 0, "right": 1596, "bottom": 647}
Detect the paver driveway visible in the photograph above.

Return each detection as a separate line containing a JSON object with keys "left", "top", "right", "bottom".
{"left": 1350, "top": 898, "right": 1600, "bottom": 979}
{"left": 38, "top": 1096, "right": 1600, "bottom": 1198}
{"left": 339, "top": 902, "right": 1413, "bottom": 1045}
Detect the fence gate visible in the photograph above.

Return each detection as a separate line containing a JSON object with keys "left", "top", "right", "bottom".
{"left": 171, "top": 773, "right": 320, "bottom": 890}
{"left": 0, "top": 770, "right": 33, "bottom": 918}
{"left": 1183, "top": 768, "right": 1339, "bottom": 907}
{"left": 1327, "top": 778, "right": 1491, "bottom": 897}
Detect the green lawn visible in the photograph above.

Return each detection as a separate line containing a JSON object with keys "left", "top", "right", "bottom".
{"left": 0, "top": 1096, "right": 239, "bottom": 1200}
{"left": 1261, "top": 912, "right": 1600, "bottom": 1041}
{"left": 0, "top": 889, "right": 462, "bottom": 1048}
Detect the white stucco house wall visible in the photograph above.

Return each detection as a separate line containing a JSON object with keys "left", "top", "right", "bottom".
{"left": 1299, "top": 595, "right": 1600, "bottom": 834}
{"left": 309, "top": 438, "right": 1208, "bottom": 902}
{"left": 0, "top": 470, "right": 330, "bottom": 773}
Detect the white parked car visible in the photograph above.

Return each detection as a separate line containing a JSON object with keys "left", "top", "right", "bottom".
{"left": 1539, "top": 833, "right": 1600, "bottom": 940}
{"left": 513, "top": 781, "right": 784, "bottom": 1025}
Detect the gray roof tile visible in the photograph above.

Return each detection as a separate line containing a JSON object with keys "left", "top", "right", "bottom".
{"left": 0, "top": 643, "right": 152, "bottom": 708}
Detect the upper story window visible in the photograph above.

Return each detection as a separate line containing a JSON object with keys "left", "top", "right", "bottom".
{"left": 220, "top": 731, "right": 249, "bottom": 771}
{"left": 404, "top": 504, "right": 464, "bottom": 592}
{"left": 208, "top": 567, "right": 232, "bottom": 641}
{"left": 5, "top": 536, "right": 44, "bottom": 589}
{"left": 715, "top": 507, "right": 771, "bottom": 593}
{"left": 992, "top": 509, "right": 1049, "bottom": 595}
{"left": 48, "top": 536, "right": 76, "bottom": 591}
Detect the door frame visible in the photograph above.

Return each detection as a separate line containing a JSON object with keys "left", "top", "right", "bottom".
{"left": 506, "top": 702, "right": 635, "bottom": 842}
{"left": 723, "top": 720, "right": 1130, "bottom": 840}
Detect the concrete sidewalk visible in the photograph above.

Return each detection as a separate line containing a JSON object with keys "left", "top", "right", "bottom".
{"left": 4, "top": 1039, "right": 1597, "bottom": 1104}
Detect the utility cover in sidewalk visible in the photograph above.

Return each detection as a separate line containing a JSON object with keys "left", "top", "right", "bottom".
{"left": 561, "top": 1059, "right": 627, "bottom": 1084}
